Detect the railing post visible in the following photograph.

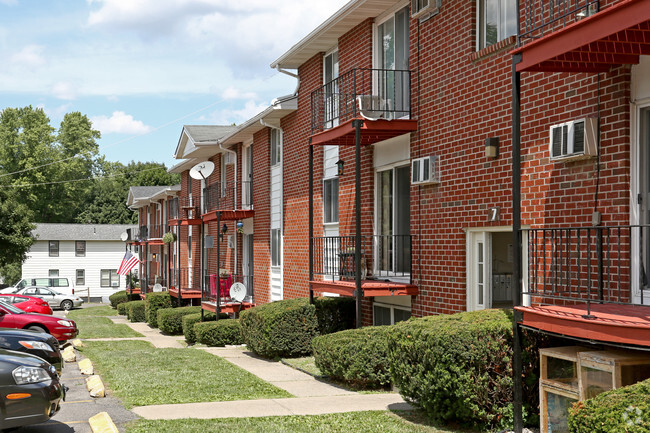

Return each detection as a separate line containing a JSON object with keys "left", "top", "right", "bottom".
{"left": 597, "top": 226, "right": 604, "bottom": 302}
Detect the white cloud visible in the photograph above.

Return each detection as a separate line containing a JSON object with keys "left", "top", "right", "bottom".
{"left": 91, "top": 111, "right": 152, "bottom": 134}
{"left": 202, "top": 99, "right": 268, "bottom": 125}
{"left": 221, "top": 86, "right": 257, "bottom": 100}
{"left": 10, "top": 45, "right": 46, "bottom": 67}
{"left": 52, "top": 81, "right": 77, "bottom": 100}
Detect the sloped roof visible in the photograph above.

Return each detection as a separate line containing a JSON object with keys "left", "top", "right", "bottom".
{"left": 33, "top": 224, "right": 135, "bottom": 241}
{"left": 127, "top": 185, "right": 180, "bottom": 207}
{"left": 174, "top": 125, "right": 238, "bottom": 160}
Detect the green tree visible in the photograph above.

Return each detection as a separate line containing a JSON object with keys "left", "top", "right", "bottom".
{"left": 0, "top": 190, "right": 35, "bottom": 271}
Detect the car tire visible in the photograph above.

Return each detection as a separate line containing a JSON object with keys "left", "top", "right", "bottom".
{"left": 26, "top": 325, "right": 47, "bottom": 333}
{"left": 60, "top": 300, "right": 73, "bottom": 311}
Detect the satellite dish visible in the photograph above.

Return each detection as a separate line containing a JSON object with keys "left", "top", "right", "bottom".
{"left": 120, "top": 232, "right": 128, "bottom": 242}
{"left": 189, "top": 161, "right": 215, "bottom": 180}
{"left": 229, "top": 282, "right": 246, "bottom": 302}
{"left": 153, "top": 283, "right": 163, "bottom": 292}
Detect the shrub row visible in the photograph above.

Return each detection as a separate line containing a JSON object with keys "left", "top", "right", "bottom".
{"left": 109, "top": 290, "right": 139, "bottom": 309}
{"left": 194, "top": 319, "right": 243, "bottom": 346}
{"left": 157, "top": 306, "right": 202, "bottom": 335}
{"left": 312, "top": 325, "right": 392, "bottom": 389}
{"left": 145, "top": 292, "right": 171, "bottom": 328}
{"left": 569, "top": 378, "right": 650, "bottom": 432}
{"left": 117, "top": 301, "right": 128, "bottom": 316}
{"left": 126, "top": 300, "right": 146, "bottom": 322}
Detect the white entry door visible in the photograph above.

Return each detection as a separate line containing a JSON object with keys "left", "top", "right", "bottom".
{"left": 636, "top": 105, "right": 650, "bottom": 304}
{"left": 469, "top": 232, "right": 491, "bottom": 311}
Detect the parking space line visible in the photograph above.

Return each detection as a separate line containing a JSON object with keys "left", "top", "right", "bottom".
{"left": 62, "top": 399, "right": 95, "bottom": 404}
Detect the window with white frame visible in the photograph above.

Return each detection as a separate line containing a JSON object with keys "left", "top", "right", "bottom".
{"left": 101, "top": 269, "right": 119, "bottom": 288}
{"left": 48, "top": 269, "right": 59, "bottom": 277}
{"left": 323, "top": 178, "right": 339, "bottom": 224}
{"left": 48, "top": 241, "right": 59, "bottom": 257}
{"left": 76, "top": 269, "right": 85, "bottom": 285}
{"left": 376, "top": 166, "right": 411, "bottom": 274}
{"left": 375, "top": 6, "right": 410, "bottom": 116}
{"left": 373, "top": 303, "right": 411, "bottom": 325}
{"left": 75, "top": 240, "right": 86, "bottom": 257}
{"left": 477, "top": 0, "right": 516, "bottom": 49}
{"left": 323, "top": 49, "right": 339, "bottom": 128}
{"left": 270, "top": 129, "right": 282, "bottom": 166}
{"left": 271, "top": 228, "right": 281, "bottom": 267}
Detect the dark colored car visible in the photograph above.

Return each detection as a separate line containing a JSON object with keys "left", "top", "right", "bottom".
{"left": 0, "top": 300, "right": 78, "bottom": 342}
{"left": 0, "top": 349, "right": 64, "bottom": 430}
{"left": 0, "top": 328, "right": 62, "bottom": 374}
{"left": 0, "top": 293, "right": 53, "bottom": 315}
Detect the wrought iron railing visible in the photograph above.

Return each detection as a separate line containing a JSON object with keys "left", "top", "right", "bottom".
{"left": 201, "top": 273, "right": 254, "bottom": 304}
{"left": 519, "top": 0, "right": 599, "bottom": 45}
{"left": 203, "top": 181, "right": 252, "bottom": 213}
{"left": 138, "top": 224, "right": 165, "bottom": 240}
{"left": 168, "top": 197, "right": 200, "bottom": 221}
{"left": 169, "top": 267, "right": 202, "bottom": 291}
{"left": 311, "top": 235, "right": 412, "bottom": 282}
{"left": 310, "top": 68, "right": 411, "bottom": 134}
{"left": 526, "top": 225, "right": 650, "bottom": 313}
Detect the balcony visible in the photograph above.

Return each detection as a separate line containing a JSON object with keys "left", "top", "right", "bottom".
{"left": 200, "top": 274, "right": 255, "bottom": 314}
{"left": 167, "top": 197, "right": 202, "bottom": 226}
{"left": 513, "top": 0, "right": 650, "bottom": 73}
{"left": 517, "top": 225, "right": 650, "bottom": 347}
{"left": 310, "top": 68, "right": 417, "bottom": 146}
{"left": 202, "top": 181, "right": 254, "bottom": 222}
{"left": 168, "top": 267, "right": 202, "bottom": 299}
{"left": 309, "top": 235, "right": 418, "bottom": 297}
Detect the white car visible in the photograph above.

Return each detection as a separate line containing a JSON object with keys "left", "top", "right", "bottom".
{"left": 15, "top": 286, "right": 84, "bottom": 311}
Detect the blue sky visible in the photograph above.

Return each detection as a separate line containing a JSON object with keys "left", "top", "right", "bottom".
{"left": 0, "top": 0, "right": 349, "bottom": 168}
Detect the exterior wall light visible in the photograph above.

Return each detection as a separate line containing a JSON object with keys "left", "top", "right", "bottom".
{"left": 485, "top": 137, "right": 499, "bottom": 159}
{"left": 336, "top": 159, "right": 345, "bottom": 176}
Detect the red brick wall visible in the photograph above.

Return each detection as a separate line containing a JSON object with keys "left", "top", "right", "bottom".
{"left": 253, "top": 128, "right": 272, "bottom": 304}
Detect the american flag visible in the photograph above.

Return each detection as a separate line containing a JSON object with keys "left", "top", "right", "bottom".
{"left": 117, "top": 250, "right": 140, "bottom": 276}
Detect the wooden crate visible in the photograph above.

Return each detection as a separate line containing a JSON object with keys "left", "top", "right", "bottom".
{"left": 578, "top": 349, "right": 650, "bottom": 400}
{"left": 539, "top": 346, "right": 590, "bottom": 393}
{"left": 540, "top": 382, "right": 579, "bottom": 433}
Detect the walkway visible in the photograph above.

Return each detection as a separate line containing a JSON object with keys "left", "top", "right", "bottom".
{"left": 104, "top": 315, "right": 412, "bottom": 420}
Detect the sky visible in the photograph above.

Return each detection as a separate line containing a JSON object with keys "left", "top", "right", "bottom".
{"left": 0, "top": 0, "right": 350, "bottom": 168}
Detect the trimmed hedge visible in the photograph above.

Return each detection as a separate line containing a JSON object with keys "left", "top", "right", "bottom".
{"left": 124, "top": 300, "right": 146, "bottom": 323}
{"left": 157, "top": 306, "right": 202, "bottom": 335}
{"left": 569, "top": 378, "right": 650, "bottom": 432}
{"left": 117, "top": 301, "right": 128, "bottom": 316}
{"left": 240, "top": 297, "right": 319, "bottom": 358}
{"left": 109, "top": 290, "right": 139, "bottom": 309}
{"left": 144, "top": 292, "right": 172, "bottom": 328}
{"left": 313, "top": 296, "right": 356, "bottom": 334}
{"left": 312, "top": 325, "right": 392, "bottom": 389}
{"left": 194, "top": 319, "right": 243, "bottom": 347}
{"left": 387, "top": 309, "right": 519, "bottom": 431}
{"left": 183, "top": 312, "right": 229, "bottom": 344}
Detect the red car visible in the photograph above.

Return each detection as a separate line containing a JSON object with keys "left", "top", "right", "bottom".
{"left": 0, "top": 293, "right": 53, "bottom": 315}
{"left": 0, "top": 300, "right": 78, "bottom": 342}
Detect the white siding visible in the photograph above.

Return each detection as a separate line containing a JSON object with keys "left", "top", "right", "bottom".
{"left": 270, "top": 159, "right": 283, "bottom": 301}
{"left": 22, "top": 240, "right": 128, "bottom": 298}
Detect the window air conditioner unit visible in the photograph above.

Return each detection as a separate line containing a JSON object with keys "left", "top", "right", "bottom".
{"left": 411, "top": 156, "right": 440, "bottom": 185}
{"left": 411, "top": 0, "right": 441, "bottom": 20}
{"left": 356, "top": 95, "right": 393, "bottom": 121}
{"left": 549, "top": 118, "right": 597, "bottom": 161}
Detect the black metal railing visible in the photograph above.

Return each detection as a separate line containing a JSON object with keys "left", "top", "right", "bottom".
{"left": 311, "top": 235, "right": 412, "bottom": 282}
{"left": 135, "top": 224, "right": 165, "bottom": 241}
{"left": 169, "top": 267, "right": 202, "bottom": 291}
{"left": 201, "top": 273, "right": 255, "bottom": 304}
{"left": 203, "top": 181, "right": 252, "bottom": 213}
{"left": 311, "top": 68, "right": 411, "bottom": 134}
{"left": 519, "top": 0, "right": 599, "bottom": 45}
{"left": 526, "top": 225, "right": 650, "bottom": 313}
{"left": 168, "top": 197, "right": 180, "bottom": 220}
{"left": 168, "top": 197, "right": 200, "bottom": 221}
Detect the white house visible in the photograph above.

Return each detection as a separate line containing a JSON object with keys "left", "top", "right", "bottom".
{"left": 22, "top": 223, "right": 135, "bottom": 301}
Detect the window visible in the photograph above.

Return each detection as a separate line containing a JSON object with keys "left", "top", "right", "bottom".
{"left": 270, "top": 129, "right": 282, "bottom": 166}
{"left": 377, "top": 166, "right": 411, "bottom": 274}
{"left": 48, "top": 241, "right": 59, "bottom": 257}
{"left": 75, "top": 240, "right": 86, "bottom": 257}
{"left": 101, "top": 269, "right": 119, "bottom": 288}
{"left": 76, "top": 269, "right": 85, "bottom": 286}
{"left": 52, "top": 278, "right": 68, "bottom": 288}
{"left": 373, "top": 303, "right": 411, "bottom": 325}
{"left": 323, "top": 178, "right": 339, "bottom": 223}
{"left": 323, "top": 50, "right": 339, "bottom": 128}
{"left": 376, "top": 6, "right": 410, "bottom": 115}
{"left": 271, "top": 229, "right": 281, "bottom": 267}
{"left": 477, "top": 0, "right": 516, "bottom": 49}
{"left": 48, "top": 269, "right": 59, "bottom": 277}
{"left": 188, "top": 235, "right": 192, "bottom": 259}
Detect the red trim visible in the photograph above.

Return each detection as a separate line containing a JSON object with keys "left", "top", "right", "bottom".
{"left": 168, "top": 288, "right": 201, "bottom": 299}
{"left": 201, "top": 301, "right": 255, "bottom": 313}
{"left": 516, "top": 304, "right": 650, "bottom": 347}
{"left": 202, "top": 209, "right": 255, "bottom": 223}
{"left": 168, "top": 218, "right": 203, "bottom": 226}
{"left": 512, "top": 0, "right": 650, "bottom": 72}
{"left": 310, "top": 118, "right": 418, "bottom": 146}
{"left": 310, "top": 280, "right": 418, "bottom": 297}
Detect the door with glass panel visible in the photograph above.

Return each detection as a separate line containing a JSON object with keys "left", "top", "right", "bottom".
{"left": 638, "top": 106, "right": 650, "bottom": 304}
{"left": 324, "top": 50, "right": 339, "bottom": 128}
{"left": 376, "top": 6, "right": 409, "bottom": 117}
{"left": 376, "top": 166, "right": 410, "bottom": 277}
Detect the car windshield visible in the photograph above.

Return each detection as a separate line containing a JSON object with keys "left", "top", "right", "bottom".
{"left": 0, "top": 299, "right": 24, "bottom": 314}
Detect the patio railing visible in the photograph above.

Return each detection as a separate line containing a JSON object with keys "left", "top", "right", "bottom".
{"left": 519, "top": 0, "right": 600, "bottom": 45}
{"left": 201, "top": 273, "right": 254, "bottom": 304}
{"left": 203, "top": 181, "right": 252, "bottom": 213}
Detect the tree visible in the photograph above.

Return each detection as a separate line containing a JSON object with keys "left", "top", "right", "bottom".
{"left": 0, "top": 190, "right": 35, "bottom": 271}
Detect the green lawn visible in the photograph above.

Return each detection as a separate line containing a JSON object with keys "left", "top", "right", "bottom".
{"left": 67, "top": 307, "right": 143, "bottom": 339}
{"left": 78, "top": 340, "right": 292, "bottom": 407}
{"left": 125, "top": 411, "right": 470, "bottom": 433}
{"left": 281, "top": 356, "right": 322, "bottom": 377}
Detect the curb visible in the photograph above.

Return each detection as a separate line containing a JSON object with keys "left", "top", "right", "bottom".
{"left": 89, "top": 411, "right": 119, "bottom": 433}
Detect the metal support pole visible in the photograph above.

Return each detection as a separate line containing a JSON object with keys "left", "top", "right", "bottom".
{"left": 200, "top": 219, "right": 205, "bottom": 312}
{"left": 308, "top": 139, "right": 314, "bottom": 304}
{"left": 512, "top": 53, "right": 523, "bottom": 433}
{"left": 177, "top": 221, "right": 182, "bottom": 307}
{"left": 216, "top": 212, "right": 222, "bottom": 320}
{"left": 353, "top": 119, "right": 363, "bottom": 329}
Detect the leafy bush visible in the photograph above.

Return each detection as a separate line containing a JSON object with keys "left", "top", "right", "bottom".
{"left": 124, "top": 300, "right": 146, "bottom": 323}
{"left": 117, "top": 301, "right": 128, "bottom": 316}
{"left": 312, "top": 325, "right": 392, "bottom": 389}
{"left": 144, "top": 292, "right": 172, "bottom": 328}
{"left": 183, "top": 312, "right": 230, "bottom": 344}
{"left": 194, "top": 319, "right": 243, "bottom": 347}
{"left": 387, "top": 309, "right": 519, "bottom": 430}
{"left": 240, "top": 297, "right": 319, "bottom": 358}
{"left": 313, "top": 296, "right": 356, "bottom": 334}
{"left": 109, "top": 290, "right": 138, "bottom": 309}
{"left": 569, "top": 378, "right": 650, "bottom": 432}
{"left": 157, "top": 306, "right": 202, "bottom": 335}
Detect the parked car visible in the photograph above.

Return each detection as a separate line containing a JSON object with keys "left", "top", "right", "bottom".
{"left": 0, "top": 349, "right": 64, "bottom": 430}
{"left": 0, "top": 293, "right": 53, "bottom": 315}
{"left": 0, "top": 300, "right": 78, "bottom": 342}
{"left": 15, "top": 286, "right": 83, "bottom": 311}
{"left": 0, "top": 328, "right": 62, "bottom": 374}
{"left": 1, "top": 277, "right": 76, "bottom": 296}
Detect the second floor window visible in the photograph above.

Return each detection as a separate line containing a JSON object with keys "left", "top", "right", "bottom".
{"left": 477, "top": 0, "right": 516, "bottom": 49}
{"left": 75, "top": 241, "right": 86, "bottom": 257}
{"left": 270, "top": 129, "right": 282, "bottom": 166}
{"left": 49, "top": 241, "right": 59, "bottom": 257}
{"left": 323, "top": 178, "right": 339, "bottom": 224}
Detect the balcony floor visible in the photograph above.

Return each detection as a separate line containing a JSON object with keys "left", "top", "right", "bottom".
{"left": 310, "top": 279, "right": 418, "bottom": 297}
{"left": 311, "top": 118, "right": 418, "bottom": 146}
{"left": 202, "top": 209, "right": 254, "bottom": 223}
{"left": 201, "top": 301, "right": 255, "bottom": 314}
{"left": 168, "top": 287, "right": 202, "bottom": 299}
{"left": 516, "top": 303, "right": 650, "bottom": 347}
